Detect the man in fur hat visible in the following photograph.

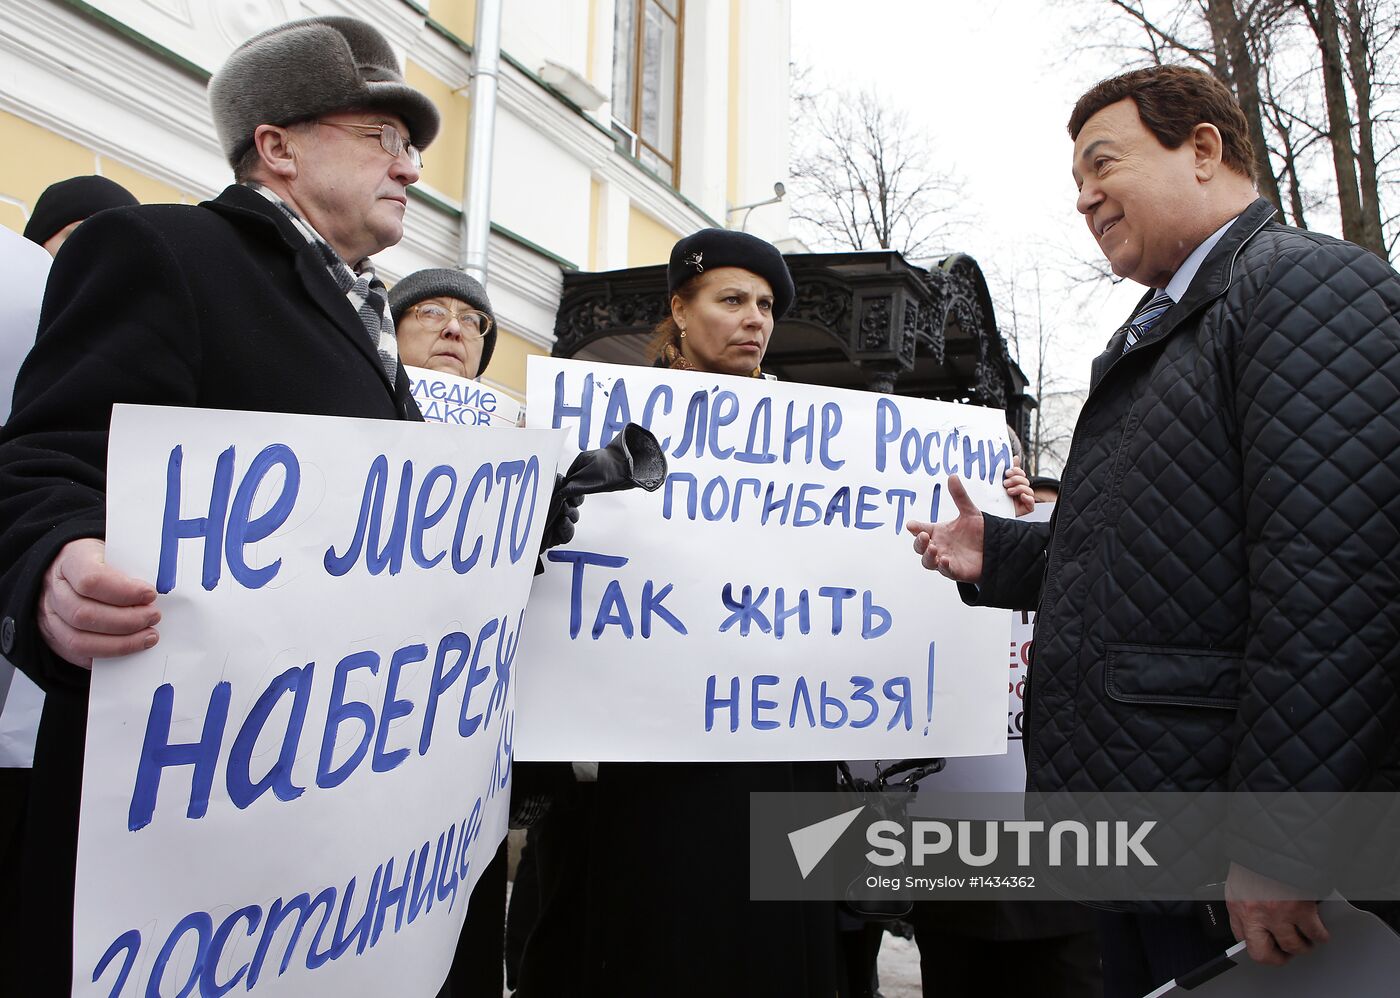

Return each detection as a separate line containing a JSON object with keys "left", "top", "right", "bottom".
{"left": 0, "top": 16, "right": 438, "bottom": 991}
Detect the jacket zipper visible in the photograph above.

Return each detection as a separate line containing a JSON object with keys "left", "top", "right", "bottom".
{"left": 1023, "top": 422, "right": 1086, "bottom": 786}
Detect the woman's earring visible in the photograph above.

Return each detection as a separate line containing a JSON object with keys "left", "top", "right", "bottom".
{"left": 679, "top": 325, "right": 687, "bottom": 338}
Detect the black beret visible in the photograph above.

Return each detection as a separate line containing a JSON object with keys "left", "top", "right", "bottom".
{"left": 24, "top": 176, "right": 138, "bottom": 245}
{"left": 388, "top": 268, "right": 497, "bottom": 376}
{"left": 666, "top": 228, "right": 795, "bottom": 320}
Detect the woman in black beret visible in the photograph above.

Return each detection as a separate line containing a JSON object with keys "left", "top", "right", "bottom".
{"left": 649, "top": 226, "right": 796, "bottom": 376}
{"left": 517, "top": 229, "right": 840, "bottom": 998}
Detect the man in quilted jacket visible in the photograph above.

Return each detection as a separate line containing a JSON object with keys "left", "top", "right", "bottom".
{"left": 907, "top": 65, "right": 1400, "bottom": 995}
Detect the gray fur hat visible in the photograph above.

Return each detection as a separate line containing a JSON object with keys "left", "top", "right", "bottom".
{"left": 209, "top": 15, "right": 440, "bottom": 166}
{"left": 389, "top": 269, "right": 497, "bottom": 375}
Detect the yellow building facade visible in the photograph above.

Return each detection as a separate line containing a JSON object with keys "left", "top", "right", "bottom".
{"left": 0, "top": 0, "right": 794, "bottom": 398}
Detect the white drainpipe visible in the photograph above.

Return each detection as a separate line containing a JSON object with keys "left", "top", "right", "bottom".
{"left": 458, "top": 0, "right": 502, "bottom": 283}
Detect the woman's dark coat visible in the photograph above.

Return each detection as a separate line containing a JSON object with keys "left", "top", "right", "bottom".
{"left": 517, "top": 361, "right": 840, "bottom": 997}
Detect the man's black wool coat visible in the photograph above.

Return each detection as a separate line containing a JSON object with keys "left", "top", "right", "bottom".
{"left": 0, "top": 184, "right": 421, "bottom": 991}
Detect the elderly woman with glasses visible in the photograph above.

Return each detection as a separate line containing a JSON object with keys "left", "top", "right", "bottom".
{"left": 389, "top": 267, "right": 506, "bottom": 998}
{"left": 388, "top": 268, "right": 496, "bottom": 380}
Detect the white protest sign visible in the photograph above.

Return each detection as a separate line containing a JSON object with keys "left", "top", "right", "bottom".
{"left": 78, "top": 405, "right": 563, "bottom": 997}
{"left": 406, "top": 365, "right": 522, "bottom": 428}
{"left": 516, "top": 357, "right": 1013, "bottom": 762}
{"left": 919, "top": 501, "right": 1051, "bottom": 792}
{"left": 1145, "top": 899, "right": 1400, "bottom": 997}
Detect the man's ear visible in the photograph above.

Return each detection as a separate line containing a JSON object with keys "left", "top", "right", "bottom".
{"left": 1192, "top": 122, "right": 1225, "bottom": 182}
{"left": 252, "top": 124, "right": 299, "bottom": 181}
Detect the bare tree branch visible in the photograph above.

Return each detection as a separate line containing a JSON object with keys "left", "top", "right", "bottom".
{"left": 789, "top": 80, "right": 965, "bottom": 255}
{"left": 1061, "top": 0, "right": 1400, "bottom": 260}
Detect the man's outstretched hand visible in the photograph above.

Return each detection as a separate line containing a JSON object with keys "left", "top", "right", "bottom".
{"left": 37, "top": 537, "right": 160, "bottom": 669}
{"left": 905, "top": 475, "right": 986, "bottom": 584}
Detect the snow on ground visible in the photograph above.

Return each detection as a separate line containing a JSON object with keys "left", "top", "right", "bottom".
{"left": 499, "top": 876, "right": 926, "bottom": 996}
{"left": 876, "top": 930, "right": 923, "bottom": 998}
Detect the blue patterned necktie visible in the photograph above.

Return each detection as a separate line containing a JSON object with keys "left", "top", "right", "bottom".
{"left": 1121, "top": 290, "right": 1174, "bottom": 353}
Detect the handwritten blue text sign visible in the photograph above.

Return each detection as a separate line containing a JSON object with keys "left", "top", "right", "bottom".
{"left": 406, "top": 365, "right": 523, "bottom": 428}
{"left": 77, "top": 405, "right": 564, "bottom": 997}
{"left": 516, "top": 358, "right": 1012, "bottom": 763}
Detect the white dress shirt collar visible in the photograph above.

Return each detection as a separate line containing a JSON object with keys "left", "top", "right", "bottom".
{"left": 1163, "top": 214, "right": 1239, "bottom": 303}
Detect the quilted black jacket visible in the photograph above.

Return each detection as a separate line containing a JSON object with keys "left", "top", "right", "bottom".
{"left": 967, "top": 198, "right": 1400, "bottom": 890}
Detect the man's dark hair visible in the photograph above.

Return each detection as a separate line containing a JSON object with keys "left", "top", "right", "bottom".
{"left": 1068, "top": 65, "right": 1256, "bottom": 181}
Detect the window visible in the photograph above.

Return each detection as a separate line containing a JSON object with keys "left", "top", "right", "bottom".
{"left": 612, "top": 0, "right": 682, "bottom": 185}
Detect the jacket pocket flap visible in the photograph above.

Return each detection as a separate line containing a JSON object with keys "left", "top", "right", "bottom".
{"left": 1104, "top": 643, "right": 1241, "bottom": 709}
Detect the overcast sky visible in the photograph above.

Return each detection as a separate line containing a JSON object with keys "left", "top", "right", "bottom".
{"left": 791, "top": 0, "right": 1157, "bottom": 391}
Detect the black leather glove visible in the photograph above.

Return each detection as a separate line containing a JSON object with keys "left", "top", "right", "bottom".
{"left": 535, "top": 422, "right": 667, "bottom": 573}
{"left": 539, "top": 478, "right": 583, "bottom": 552}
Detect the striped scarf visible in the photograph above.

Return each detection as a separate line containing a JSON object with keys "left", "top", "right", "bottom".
{"left": 249, "top": 184, "right": 399, "bottom": 380}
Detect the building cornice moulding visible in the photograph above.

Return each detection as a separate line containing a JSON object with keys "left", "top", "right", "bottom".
{"left": 494, "top": 62, "right": 713, "bottom": 236}
{"left": 489, "top": 232, "right": 566, "bottom": 331}
{"left": 2, "top": 1, "right": 226, "bottom": 196}
{"left": 498, "top": 61, "right": 612, "bottom": 171}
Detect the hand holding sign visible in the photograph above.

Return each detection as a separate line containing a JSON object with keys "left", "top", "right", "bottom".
{"left": 1226, "top": 862, "right": 1330, "bottom": 966}
{"left": 38, "top": 537, "right": 160, "bottom": 668}
{"left": 1004, "top": 462, "right": 1036, "bottom": 517}
{"left": 906, "top": 475, "right": 986, "bottom": 583}
{"left": 75, "top": 405, "right": 566, "bottom": 997}
{"left": 541, "top": 487, "right": 583, "bottom": 550}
